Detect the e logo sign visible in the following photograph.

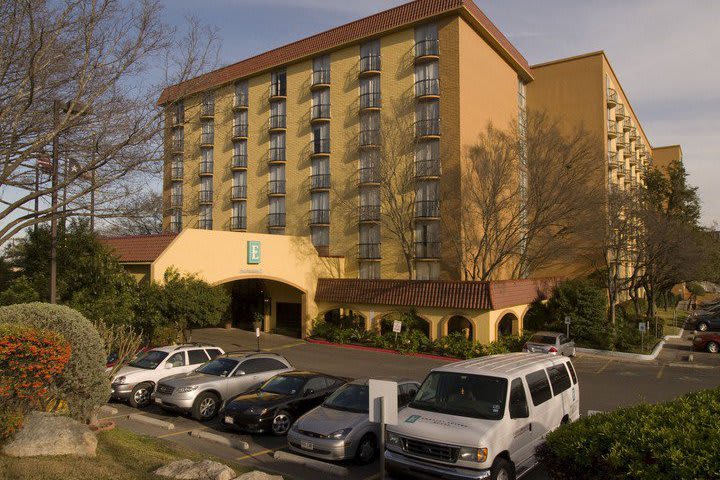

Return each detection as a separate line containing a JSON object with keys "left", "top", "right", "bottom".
{"left": 247, "top": 241, "right": 261, "bottom": 264}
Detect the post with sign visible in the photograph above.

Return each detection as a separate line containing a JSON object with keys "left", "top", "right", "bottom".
{"left": 392, "top": 320, "right": 402, "bottom": 349}
{"left": 369, "top": 379, "right": 398, "bottom": 480}
{"left": 639, "top": 321, "right": 647, "bottom": 351}
{"left": 564, "top": 315, "right": 571, "bottom": 338}
{"left": 253, "top": 312, "right": 263, "bottom": 352}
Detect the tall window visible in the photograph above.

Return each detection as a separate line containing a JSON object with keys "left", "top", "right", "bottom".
{"left": 234, "top": 110, "right": 248, "bottom": 136}
{"left": 414, "top": 61, "right": 439, "bottom": 97}
{"left": 171, "top": 100, "right": 184, "bottom": 125}
{"left": 414, "top": 23, "right": 438, "bottom": 57}
{"left": 360, "top": 75, "right": 381, "bottom": 109}
{"left": 171, "top": 181, "right": 183, "bottom": 208}
{"left": 200, "top": 175, "right": 213, "bottom": 195}
{"left": 170, "top": 209, "right": 182, "bottom": 232}
{"left": 313, "top": 123, "right": 330, "bottom": 154}
{"left": 201, "top": 92, "right": 214, "bottom": 115}
{"left": 269, "top": 164, "right": 285, "bottom": 194}
{"left": 270, "top": 100, "right": 286, "bottom": 129}
{"left": 415, "top": 140, "right": 440, "bottom": 177}
{"left": 234, "top": 81, "right": 248, "bottom": 107}
{"left": 269, "top": 196, "right": 285, "bottom": 231}
{"left": 232, "top": 202, "right": 246, "bottom": 229}
{"left": 199, "top": 204, "right": 212, "bottom": 230}
{"left": 201, "top": 120, "right": 214, "bottom": 144}
{"left": 270, "top": 132, "right": 286, "bottom": 161}
{"left": 360, "top": 39, "right": 381, "bottom": 72}
{"left": 312, "top": 55, "right": 330, "bottom": 84}
{"left": 233, "top": 170, "right": 247, "bottom": 193}
{"left": 271, "top": 69, "right": 287, "bottom": 97}
{"left": 312, "top": 88, "right": 330, "bottom": 119}
{"left": 234, "top": 140, "right": 247, "bottom": 166}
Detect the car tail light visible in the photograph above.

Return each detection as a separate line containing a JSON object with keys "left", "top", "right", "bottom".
{"left": 548, "top": 347, "right": 558, "bottom": 353}
{"left": 522, "top": 344, "right": 528, "bottom": 351}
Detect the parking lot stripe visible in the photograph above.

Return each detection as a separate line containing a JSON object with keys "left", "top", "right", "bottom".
{"left": 236, "top": 448, "right": 276, "bottom": 461}
{"left": 596, "top": 359, "right": 613, "bottom": 374}
{"left": 157, "top": 426, "right": 208, "bottom": 439}
{"left": 267, "top": 342, "right": 305, "bottom": 351}
{"left": 656, "top": 365, "right": 665, "bottom": 379}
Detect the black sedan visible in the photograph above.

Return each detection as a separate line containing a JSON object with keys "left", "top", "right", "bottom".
{"left": 220, "top": 371, "right": 346, "bottom": 436}
{"left": 694, "top": 314, "right": 720, "bottom": 332}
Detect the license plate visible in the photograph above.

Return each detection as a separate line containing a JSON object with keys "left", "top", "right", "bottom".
{"left": 155, "top": 398, "right": 163, "bottom": 404}
{"left": 300, "top": 440, "right": 314, "bottom": 451}
{"left": 224, "top": 416, "right": 234, "bottom": 424}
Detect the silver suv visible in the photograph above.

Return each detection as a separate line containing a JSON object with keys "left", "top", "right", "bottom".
{"left": 152, "top": 351, "right": 294, "bottom": 421}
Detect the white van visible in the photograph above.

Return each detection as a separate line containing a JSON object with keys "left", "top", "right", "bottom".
{"left": 385, "top": 353, "right": 579, "bottom": 480}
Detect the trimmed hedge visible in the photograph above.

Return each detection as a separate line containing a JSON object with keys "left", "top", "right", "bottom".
{"left": 537, "top": 387, "right": 720, "bottom": 480}
{"left": 0, "top": 303, "right": 110, "bottom": 422}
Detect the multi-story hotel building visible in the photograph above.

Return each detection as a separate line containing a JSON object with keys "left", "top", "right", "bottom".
{"left": 105, "top": 0, "right": 680, "bottom": 341}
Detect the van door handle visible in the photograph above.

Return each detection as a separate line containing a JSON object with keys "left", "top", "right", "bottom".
{"left": 528, "top": 423, "right": 532, "bottom": 432}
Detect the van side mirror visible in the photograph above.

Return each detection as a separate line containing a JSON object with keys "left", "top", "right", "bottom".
{"left": 304, "top": 388, "right": 315, "bottom": 397}
{"left": 164, "top": 362, "right": 174, "bottom": 369}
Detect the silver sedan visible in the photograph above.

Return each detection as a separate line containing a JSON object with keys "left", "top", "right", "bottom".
{"left": 522, "top": 331, "right": 576, "bottom": 356}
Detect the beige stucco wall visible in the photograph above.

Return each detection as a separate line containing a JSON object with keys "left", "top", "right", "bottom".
{"left": 652, "top": 145, "right": 683, "bottom": 175}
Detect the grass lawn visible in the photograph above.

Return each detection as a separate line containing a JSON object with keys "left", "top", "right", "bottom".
{"left": 0, "top": 427, "right": 250, "bottom": 480}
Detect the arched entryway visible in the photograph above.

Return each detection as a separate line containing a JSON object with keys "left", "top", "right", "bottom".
{"left": 380, "top": 311, "right": 431, "bottom": 338}
{"left": 497, "top": 312, "right": 518, "bottom": 338}
{"left": 322, "top": 308, "right": 366, "bottom": 330}
{"left": 447, "top": 315, "right": 473, "bottom": 340}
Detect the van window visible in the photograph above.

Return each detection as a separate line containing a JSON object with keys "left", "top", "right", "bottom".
{"left": 509, "top": 378, "right": 529, "bottom": 419}
{"left": 411, "top": 372, "right": 508, "bottom": 420}
{"left": 566, "top": 361, "right": 578, "bottom": 385}
{"left": 525, "top": 370, "right": 552, "bottom": 406}
{"left": 547, "top": 365, "right": 571, "bottom": 395}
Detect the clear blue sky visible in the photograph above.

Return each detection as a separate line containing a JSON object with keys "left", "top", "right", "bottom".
{"left": 162, "top": 0, "right": 719, "bottom": 227}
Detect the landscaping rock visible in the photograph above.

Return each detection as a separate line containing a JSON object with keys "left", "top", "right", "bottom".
{"left": 234, "top": 472, "right": 283, "bottom": 480}
{"left": 154, "top": 459, "right": 236, "bottom": 480}
{"left": 1, "top": 411, "right": 97, "bottom": 458}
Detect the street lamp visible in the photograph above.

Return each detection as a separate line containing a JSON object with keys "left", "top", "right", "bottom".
{"left": 50, "top": 100, "right": 90, "bottom": 304}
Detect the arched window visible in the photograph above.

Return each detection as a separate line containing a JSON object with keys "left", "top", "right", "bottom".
{"left": 497, "top": 313, "right": 518, "bottom": 338}
{"left": 448, "top": 316, "right": 473, "bottom": 339}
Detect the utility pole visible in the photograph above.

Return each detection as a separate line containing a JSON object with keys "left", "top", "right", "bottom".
{"left": 50, "top": 100, "right": 60, "bottom": 304}
{"left": 90, "top": 167, "right": 96, "bottom": 232}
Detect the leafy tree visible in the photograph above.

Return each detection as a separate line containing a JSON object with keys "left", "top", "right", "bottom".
{"left": 0, "top": 276, "right": 40, "bottom": 306}
{"left": 644, "top": 160, "right": 701, "bottom": 225}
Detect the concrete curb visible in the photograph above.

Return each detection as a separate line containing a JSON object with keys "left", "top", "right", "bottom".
{"left": 576, "top": 329, "right": 687, "bottom": 361}
{"left": 189, "top": 429, "right": 250, "bottom": 450}
{"left": 668, "top": 362, "right": 716, "bottom": 369}
{"left": 128, "top": 414, "right": 175, "bottom": 430}
{"left": 273, "top": 450, "right": 349, "bottom": 476}
{"left": 99, "top": 405, "right": 118, "bottom": 415}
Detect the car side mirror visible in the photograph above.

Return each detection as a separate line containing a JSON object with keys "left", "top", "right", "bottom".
{"left": 164, "top": 362, "right": 174, "bottom": 369}
{"left": 235, "top": 370, "right": 245, "bottom": 376}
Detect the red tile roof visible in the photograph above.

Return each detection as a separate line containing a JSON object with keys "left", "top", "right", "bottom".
{"left": 100, "top": 233, "right": 177, "bottom": 263}
{"left": 315, "top": 278, "right": 558, "bottom": 311}
{"left": 158, "top": 0, "right": 531, "bottom": 105}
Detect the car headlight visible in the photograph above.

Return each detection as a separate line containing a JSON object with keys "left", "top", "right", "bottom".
{"left": 176, "top": 386, "right": 198, "bottom": 393}
{"left": 112, "top": 376, "right": 126, "bottom": 385}
{"left": 386, "top": 431, "right": 402, "bottom": 447}
{"left": 327, "top": 428, "right": 353, "bottom": 439}
{"left": 291, "top": 422, "right": 300, "bottom": 432}
{"left": 459, "top": 447, "right": 488, "bottom": 463}
{"left": 244, "top": 406, "right": 268, "bottom": 415}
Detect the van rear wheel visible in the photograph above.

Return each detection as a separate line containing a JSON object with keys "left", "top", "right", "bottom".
{"left": 491, "top": 457, "right": 515, "bottom": 480}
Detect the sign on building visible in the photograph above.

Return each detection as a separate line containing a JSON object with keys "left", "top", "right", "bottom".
{"left": 247, "top": 241, "right": 261, "bottom": 264}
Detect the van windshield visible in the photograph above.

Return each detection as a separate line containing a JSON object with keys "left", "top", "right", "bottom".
{"left": 410, "top": 372, "right": 507, "bottom": 420}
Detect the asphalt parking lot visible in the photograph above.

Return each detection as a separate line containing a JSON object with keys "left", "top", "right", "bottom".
{"left": 100, "top": 328, "right": 720, "bottom": 480}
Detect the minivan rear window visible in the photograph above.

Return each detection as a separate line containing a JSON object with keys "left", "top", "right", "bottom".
{"left": 546, "top": 365, "right": 571, "bottom": 395}
{"left": 525, "top": 370, "right": 552, "bottom": 406}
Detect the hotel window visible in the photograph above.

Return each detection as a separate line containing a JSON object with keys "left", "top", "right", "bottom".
{"left": 311, "top": 191, "right": 330, "bottom": 222}
{"left": 313, "top": 123, "right": 330, "bottom": 154}
{"left": 312, "top": 156, "right": 330, "bottom": 189}
{"left": 171, "top": 181, "right": 183, "bottom": 209}
{"left": 232, "top": 202, "right": 247, "bottom": 230}
{"left": 201, "top": 120, "right": 214, "bottom": 145}
{"left": 414, "top": 23, "right": 438, "bottom": 57}
{"left": 171, "top": 155, "right": 183, "bottom": 180}
{"left": 360, "top": 75, "right": 381, "bottom": 109}
{"left": 312, "top": 55, "right": 330, "bottom": 85}
{"left": 414, "top": 61, "right": 439, "bottom": 97}
{"left": 234, "top": 110, "right": 248, "bottom": 137}
{"left": 271, "top": 69, "right": 287, "bottom": 97}
{"left": 269, "top": 196, "right": 286, "bottom": 230}
{"left": 170, "top": 209, "right": 182, "bottom": 233}
{"left": 311, "top": 228, "right": 330, "bottom": 252}
{"left": 172, "top": 128, "right": 183, "bottom": 151}
{"left": 269, "top": 164, "right": 285, "bottom": 195}
{"left": 201, "top": 92, "right": 214, "bottom": 116}
{"left": 232, "top": 170, "right": 247, "bottom": 199}
{"left": 359, "top": 223, "right": 381, "bottom": 274}
{"left": 171, "top": 100, "right": 184, "bottom": 125}
{"left": 415, "top": 181, "right": 439, "bottom": 218}
{"left": 360, "top": 111, "right": 380, "bottom": 146}
{"left": 201, "top": 147, "right": 213, "bottom": 174}
{"left": 199, "top": 204, "right": 212, "bottom": 230}
{"left": 233, "top": 140, "right": 247, "bottom": 168}
{"left": 200, "top": 175, "right": 213, "bottom": 197}
{"left": 270, "top": 132, "right": 286, "bottom": 161}
{"left": 415, "top": 140, "right": 440, "bottom": 177}
{"left": 415, "top": 222, "right": 439, "bottom": 279}
{"left": 360, "top": 39, "right": 381, "bottom": 72}
{"left": 312, "top": 88, "right": 330, "bottom": 120}
{"left": 359, "top": 148, "right": 380, "bottom": 183}
{"left": 234, "top": 81, "right": 248, "bottom": 108}
{"left": 415, "top": 101, "right": 439, "bottom": 136}
{"left": 270, "top": 100, "right": 286, "bottom": 129}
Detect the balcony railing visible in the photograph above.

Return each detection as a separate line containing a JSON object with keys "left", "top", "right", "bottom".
{"left": 198, "top": 191, "right": 213, "bottom": 204}
{"left": 310, "top": 173, "right": 331, "bottom": 190}
{"left": 616, "top": 137, "right": 627, "bottom": 149}
{"left": 607, "top": 120, "right": 618, "bottom": 138}
{"left": 313, "top": 138, "right": 331, "bottom": 155}
{"left": 200, "top": 103, "right": 214, "bottom": 117}
{"left": 358, "top": 243, "right": 381, "bottom": 260}
{"left": 608, "top": 152, "right": 618, "bottom": 167}
{"left": 201, "top": 132, "right": 214, "bottom": 145}
{"left": 310, "top": 209, "right": 330, "bottom": 225}
{"left": 231, "top": 185, "right": 247, "bottom": 200}
{"left": 270, "top": 114, "right": 286, "bottom": 130}
{"left": 415, "top": 159, "right": 441, "bottom": 178}
{"left": 170, "top": 194, "right": 183, "bottom": 208}
{"left": 615, "top": 105, "right": 626, "bottom": 121}
{"left": 170, "top": 112, "right": 184, "bottom": 126}
{"left": 199, "top": 161, "right": 213, "bottom": 175}
{"left": 415, "top": 78, "right": 440, "bottom": 98}
{"left": 268, "top": 213, "right": 286, "bottom": 228}
{"left": 231, "top": 216, "right": 247, "bottom": 230}
{"left": 415, "top": 118, "right": 440, "bottom": 138}
{"left": 628, "top": 127, "right": 638, "bottom": 140}
{"left": 414, "top": 241, "right": 440, "bottom": 259}
{"left": 359, "top": 92, "right": 381, "bottom": 110}
{"left": 233, "top": 94, "right": 248, "bottom": 109}
{"left": 268, "top": 180, "right": 286, "bottom": 195}
{"left": 198, "top": 219, "right": 213, "bottom": 230}
{"left": 311, "top": 104, "right": 331, "bottom": 121}
{"left": 360, "top": 54, "right": 381, "bottom": 74}
{"left": 232, "top": 153, "right": 248, "bottom": 169}
{"left": 270, "top": 83, "right": 287, "bottom": 98}
{"left": 415, "top": 200, "right": 440, "bottom": 218}
{"left": 607, "top": 88, "right": 618, "bottom": 106}
{"left": 269, "top": 147, "right": 286, "bottom": 162}
{"left": 312, "top": 69, "right": 331, "bottom": 87}
{"left": 232, "top": 124, "right": 248, "bottom": 139}
{"left": 171, "top": 165, "right": 183, "bottom": 180}
{"left": 172, "top": 139, "right": 184, "bottom": 152}
{"left": 617, "top": 163, "right": 626, "bottom": 177}
{"left": 359, "top": 205, "right": 380, "bottom": 222}
{"left": 359, "top": 129, "right": 381, "bottom": 147}
{"left": 358, "top": 166, "right": 381, "bottom": 185}
{"left": 415, "top": 39, "right": 439, "bottom": 59}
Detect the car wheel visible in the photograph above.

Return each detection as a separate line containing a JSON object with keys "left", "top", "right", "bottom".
{"left": 271, "top": 410, "right": 293, "bottom": 436}
{"left": 491, "top": 457, "right": 515, "bottom": 480}
{"left": 192, "top": 392, "right": 219, "bottom": 421}
{"left": 354, "top": 433, "right": 377, "bottom": 465}
{"left": 697, "top": 322, "right": 709, "bottom": 332}
{"left": 707, "top": 341, "right": 719, "bottom": 354}
{"left": 129, "top": 382, "right": 153, "bottom": 408}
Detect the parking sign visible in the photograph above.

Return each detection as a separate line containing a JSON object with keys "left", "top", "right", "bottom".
{"left": 392, "top": 320, "right": 402, "bottom": 333}
{"left": 638, "top": 322, "right": 646, "bottom": 332}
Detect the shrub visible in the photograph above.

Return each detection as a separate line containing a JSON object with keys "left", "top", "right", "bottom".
{"left": 0, "top": 276, "right": 40, "bottom": 306}
{"left": 687, "top": 281, "right": 706, "bottom": 297}
{"left": 545, "top": 279, "right": 610, "bottom": 349}
{"left": 537, "top": 387, "right": 720, "bottom": 480}
{"left": 0, "top": 303, "right": 110, "bottom": 422}
{"left": 432, "top": 332, "right": 482, "bottom": 359}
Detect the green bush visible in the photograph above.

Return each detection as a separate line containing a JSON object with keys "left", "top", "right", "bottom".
{"left": 545, "top": 279, "right": 610, "bottom": 349}
{"left": 687, "top": 281, "right": 706, "bottom": 297}
{"left": 0, "top": 303, "right": 109, "bottom": 422}
{"left": 432, "top": 332, "right": 483, "bottom": 359}
{"left": 537, "top": 387, "right": 720, "bottom": 480}
{"left": 0, "top": 276, "right": 40, "bottom": 306}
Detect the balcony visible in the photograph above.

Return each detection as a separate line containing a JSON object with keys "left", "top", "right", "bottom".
{"left": 310, "top": 173, "right": 331, "bottom": 191}
{"left": 608, "top": 152, "right": 618, "bottom": 168}
{"left": 359, "top": 205, "right": 380, "bottom": 223}
{"left": 415, "top": 159, "right": 441, "bottom": 179}
{"left": 231, "top": 216, "right": 247, "bottom": 231}
{"left": 615, "top": 105, "right": 626, "bottom": 121}
{"left": 269, "top": 147, "right": 286, "bottom": 163}
{"left": 359, "top": 128, "right": 381, "bottom": 148}
{"left": 198, "top": 219, "right": 213, "bottom": 230}
{"left": 232, "top": 124, "right": 248, "bottom": 140}
{"left": 170, "top": 194, "right": 183, "bottom": 208}
{"left": 199, "top": 161, "right": 213, "bottom": 176}
{"left": 200, "top": 103, "right": 214, "bottom": 118}
{"left": 629, "top": 127, "right": 638, "bottom": 141}
{"left": 233, "top": 94, "right": 248, "bottom": 110}
{"left": 170, "top": 165, "right": 183, "bottom": 180}
{"left": 231, "top": 185, "right": 247, "bottom": 200}
{"left": 232, "top": 153, "right": 247, "bottom": 170}
{"left": 313, "top": 138, "right": 331, "bottom": 156}
{"left": 200, "top": 133, "right": 214, "bottom": 147}
{"left": 415, "top": 39, "right": 439, "bottom": 62}
{"left": 622, "top": 120, "right": 632, "bottom": 133}
{"left": 623, "top": 149, "right": 632, "bottom": 159}
{"left": 415, "top": 118, "right": 440, "bottom": 139}
{"left": 270, "top": 83, "right": 287, "bottom": 100}
{"left": 359, "top": 54, "right": 381, "bottom": 76}
{"left": 170, "top": 112, "right": 184, "bottom": 127}
{"left": 360, "top": 92, "right": 381, "bottom": 110}
{"left": 311, "top": 104, "right": 331, "bottom": 123}
{"left": 617, "top": 163, "right": 626, "bottom": 177}
{"left": 197, "top": 191, "right": 212, "bottom": 205}
{"left": 172, "top": 139, "right": 184, "bottom": 153}
{"left": 616, "top": 137, "right": 627, "bottom": 150}
{"left": 358, "top": 166, "right": 381, "bottom": 185}
{"left": 415, "top": 78, "right": 440, "bottom": 100}
{"left": 269, "top": 114, "right": 287, "bottom": 131}
{"left": 629, "top": 154, "right": 637, "bottom": 166}
{"left": 310, "top": 209, "right": 330, "bottom": 226}
{"left": 268, "top": 180, "right": 286, "bottom": 196}
{"left": 358, "top": 243, "right": 381, "bottom": 260}
{"left": 414, "top": 241, "right": 441, "bottom": 260}
{"left": 415, "top": 200, "right": 440, "bottom": 219}
{"left": 268, "top": 213, "right": 286, "bottom": 228}
{"left": 607, "top": 120, "right": 618, "bottom": 139}
{"left": 311, "top": 70, "right": 331, "bottom": 89}
{"left": 607, "top": 88, "right": 618, "bottom": 107}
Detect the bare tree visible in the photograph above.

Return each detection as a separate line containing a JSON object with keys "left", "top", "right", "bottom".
{"left": 101, "top": 190, "right": 163, "bottom": 236}
{"left": 446, "top": 111, "right": 605, "bottom": 281}
{"left": 0, "top": 0, "right": 218, "bottom": 246}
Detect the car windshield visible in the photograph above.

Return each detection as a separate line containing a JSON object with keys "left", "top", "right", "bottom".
{"left": 195, "top": 358, "right": 239, "bottom": 377}
{"left": 323, "top": 384, "right": 369, "bottom": 413}
{"left": 260, "top": 376, "right": 306, "bottom": 395}
{"left": 410, "top": 372, "right": 508, "bottom": 420}
{"left": 128, "top": 350, "right": 168, "bottom": 370}
{"left": 529, "top": 335, "right": 557, "bottom": 345}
